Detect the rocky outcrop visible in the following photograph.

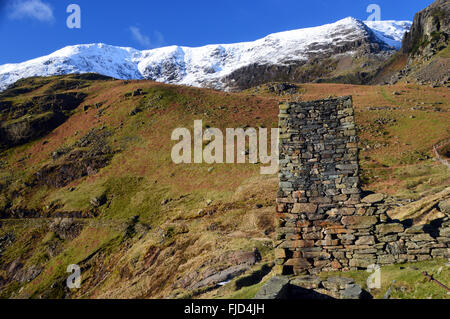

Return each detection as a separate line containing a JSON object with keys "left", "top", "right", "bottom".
{"left": 402, "top": 0, "right": 449, "bottom": 55}
{"left": 392, "top": 0, "right": 450, "bottom": 85}
{"left": 35, "top": 127, "right": 115, "bottom": 188}
{"left": 49, "top": 217, "right": 82, "bottom": 240}
{"left": 0, "top": 111, "right": 66, "bottom": 149}
{"left": 0, "top": 91, "right": 87, "bottom": 149}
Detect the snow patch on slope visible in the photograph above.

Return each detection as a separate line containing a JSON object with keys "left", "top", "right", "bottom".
{"left": 364, "top": 20, "right": 412, "bottom": 49}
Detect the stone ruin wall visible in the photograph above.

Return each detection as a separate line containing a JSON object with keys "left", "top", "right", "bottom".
{"left": 275, "top": 96, "right": 450, "bottom": 276}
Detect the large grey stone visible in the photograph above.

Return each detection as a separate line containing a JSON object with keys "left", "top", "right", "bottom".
{"left": 341, "top": 284, "right": 363, "bottom": 299}
{"left": 191, "top": 264, "right": 249, "bottom": 289}
{"left": 254, "top": 276, "right": 290, "bottom": 299}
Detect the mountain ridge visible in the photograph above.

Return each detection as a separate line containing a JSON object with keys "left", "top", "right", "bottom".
{"left": 0, "top": 17, "right": 411, "bottom": 91}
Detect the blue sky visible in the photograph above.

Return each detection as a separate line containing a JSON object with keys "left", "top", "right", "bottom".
{"left": 0, "top": 0, "right": 433, "bottom": 64}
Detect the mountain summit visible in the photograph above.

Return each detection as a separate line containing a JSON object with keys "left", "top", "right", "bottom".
{"left": 0, "top": 17, "right": 411, "bottom": 91}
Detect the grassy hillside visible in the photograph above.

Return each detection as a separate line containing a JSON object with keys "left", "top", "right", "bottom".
{"left": 0, "top": 75, "right": 449, "bottom": 299}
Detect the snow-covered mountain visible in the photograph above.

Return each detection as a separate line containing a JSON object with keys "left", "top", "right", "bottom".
{"left": 0, "top": 17, "right": 411, "bottom": 91}
{"left": 364, "top": 20, "right": 412, "bottom": 49}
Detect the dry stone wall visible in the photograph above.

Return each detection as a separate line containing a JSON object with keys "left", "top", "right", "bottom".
{"left": 275, "top": 96, "right": 450, "bottom": 276}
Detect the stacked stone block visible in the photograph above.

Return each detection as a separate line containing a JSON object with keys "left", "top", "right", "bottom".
{"left": 275, "top": 96, "right": 450, "bottom": 275}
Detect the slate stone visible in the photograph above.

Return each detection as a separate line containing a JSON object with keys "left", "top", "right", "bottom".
{"left": 290, "top": 275, "right": 322, "bottom": 289}
{"left": 254, "top": 276, "right": 290, "bottom": 299}
{"left": 361, "top": 193, "right": 385, "bottom": 204}
{"left": 376, "top": 223, "right": 404, "bottom": 235}
{"left": 322, "top": 277, "right": 354, "bottom": 291}
{"left": 341, "top": 284, "right": 363, "bottom": 299}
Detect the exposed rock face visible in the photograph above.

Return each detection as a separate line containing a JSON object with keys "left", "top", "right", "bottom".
{"left": 402, "top": 0, "right": 449, "bottom": 54}
{"left": 394, "top": 0, "right": 450, "bottom": 85}
{"left": 190, "top": 264, "right": 250, "bottom": 290}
